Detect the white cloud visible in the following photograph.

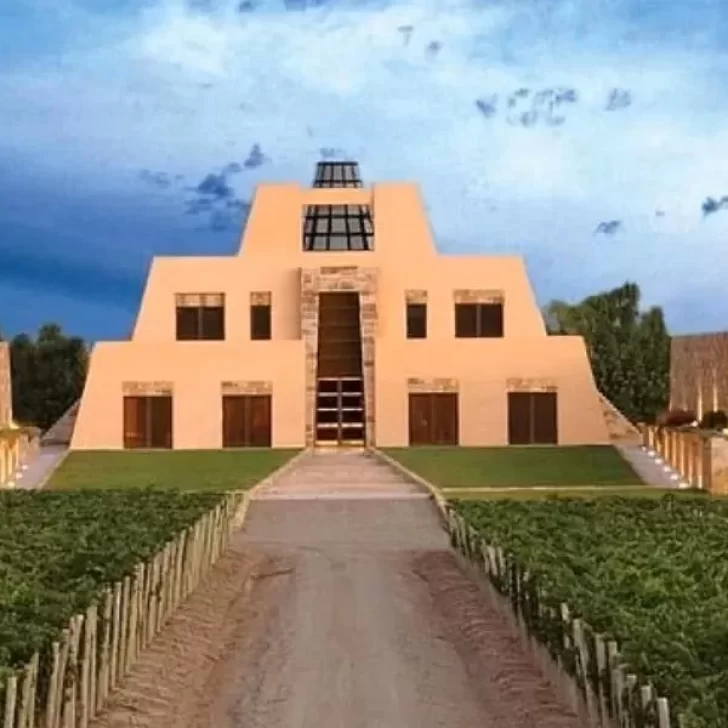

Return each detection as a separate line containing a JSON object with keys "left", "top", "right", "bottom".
{"left": 1, "top": 0, "right": 728, "bottom": 332}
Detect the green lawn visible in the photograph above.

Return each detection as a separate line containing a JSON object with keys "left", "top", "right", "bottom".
{"left": 383, "top": 445, "right": 642, "bottom": 488}
{"left": 47, "top": 449, "right": 299, "bottom": 491}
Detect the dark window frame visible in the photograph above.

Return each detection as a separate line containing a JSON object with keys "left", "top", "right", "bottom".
{"left": 454, "top": 302, "right": 504, "bottom": 338}
{"left": 406, "top": 303, "right": 427, "bottom": 339}
{"left": 175, "top": 304, "right": 225, "bottom": 341}
{"left": 313, "top": 162, "right": 363, "bottom": 188}
{"left": 250, "top": 303, "right": 272, "bottom": 340}
{"left": 302, "top": 203, "right": 374, "bottom": 251}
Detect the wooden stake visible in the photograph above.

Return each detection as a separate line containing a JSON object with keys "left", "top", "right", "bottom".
{"left": 3, "top": 674, "right": 17, "bottom": 728}
{"left": 109, "top": 582, "right": 122, "bottom": 690}
{"left": 96, "top": 589, "right": 112, "bottom": 711}
{"left": 657, "top": 697, "right": 671, "bottom": 728}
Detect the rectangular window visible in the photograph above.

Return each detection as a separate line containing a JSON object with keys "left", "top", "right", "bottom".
{"left": 455, "top": 303, "right": 504, "bottom": 338}
{"left": 302, "top": 204, "right": 374, "bottom": 251}
{"left": 250, "top": 304, "right": 271, "bottom": 340}
{"left": 507, "top": 392, "right": 558, "bottom": 445}
{"left": 406, "top": 303, "right": 427, "bottom": 339}
{"left": 123, "top": 396, "right": 173, "bottom": 449}
{"left": 222, "top": 395, "right": 272, "bottom": 447}
{"left": 175, "top": 297, "right": 225, "bottom": 341}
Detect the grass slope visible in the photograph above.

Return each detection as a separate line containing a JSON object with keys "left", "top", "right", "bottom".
{"left": 383, "top": 445, "right": 642, "bottom": 488}
{"left": 47, "top": 449, "right": 299, "bottom": 491}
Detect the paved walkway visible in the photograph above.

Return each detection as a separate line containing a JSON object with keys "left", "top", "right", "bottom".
{"left": 92, "top": 449, "right": 583, "bottom": 728}
{"left": 13, "top": 444, "right": 67, "bottom": 490}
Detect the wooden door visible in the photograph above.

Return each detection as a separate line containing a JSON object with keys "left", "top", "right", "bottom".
{"left": 532, "top": 392, "right": 558, "bottom": 444}
{"left": 149, "top": 396, "right": 173, "bottom": 449}
{"left": 123, "top": 396, "right": 146, "bottom": 449}
{"left": 507, "top": 392, "right": 532, "bottom": 445}
{"left": 223, "top": 396, "right": 246, "bottom": 447}
{"left": 409, "top": 393, "right": 459, "bottom": 445}
{"left": 248, "top": 395, "right": 272, "bottom": 447}
{"left": 223, "top": 395, "right": 271, "bottom": 447}
{"left": 432, "top": 393, "right": 459, "bottom": 445}
{"left": 408, "top": 394, "right": 431, "bottom": 445}
{"left": 317, "top": 292, "right": 362, "bottom": 378}
{"left": 123, "top": 396, "right": 172, "bottom": 449}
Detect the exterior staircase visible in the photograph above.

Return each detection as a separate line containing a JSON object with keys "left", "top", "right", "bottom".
{"left": 41, "top": 400, "right": 80, "bottom": 445}
{"left": 253, "top": 449, "right": 427, "bottom": 500}
{"left": 598, "top": 392, "right": 640, "bottom": 443}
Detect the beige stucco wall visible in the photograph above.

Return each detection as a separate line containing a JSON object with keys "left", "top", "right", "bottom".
{"left": 72, "top": 180, "right": 609, "bottom": 449}
{"left": 73, "top": 341, "right": 306, "bottom": 449}
{"left": 375, "top": 336, "right": 606, "bottom": 446}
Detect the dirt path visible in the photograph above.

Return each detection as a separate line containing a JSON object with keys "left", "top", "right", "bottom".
{"left": 91, "top": 497, "right": 583, "bottom": 728}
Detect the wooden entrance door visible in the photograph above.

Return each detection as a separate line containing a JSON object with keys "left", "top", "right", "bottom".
{"left": 408, "top": 393, "right": 459, "bottom": 445}
{"left": 317, "top": 292, "right": 363, "bottom": 379}
{"left": 507, "top": 392, "right": 558, "bottom": 444}
{"left": 222, "top": 395, "right": 272, "bottom": 447}
{"left": 123, "top": 396, "right": 173, "bottom": 449}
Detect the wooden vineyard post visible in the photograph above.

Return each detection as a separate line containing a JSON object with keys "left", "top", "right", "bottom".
{"left": 123, "top": 576, "right": 133, "bottom": 679}
{"left": 3, "top": 674, "right": 17, "bottom": 728}
{"left": 45, "top": 642, "right": 60, "bottom": 728}
{"left": 17, "top": 653, "right": 38, "bottom": 728}
{"left": 173, "top": 531, "right": 185, "bottom": 611}
{"left": 49, "top": 629, "right": 71, "bottom": 728}
{"left": 657, "top": 697, "right": 671, "bottom": 728}
{"left": 571, "top": 618, "right": 597, "bottom": 722}
{"left": 61, "top": 614, "right": 83, "bottom": 728}
{"left": 591, "top": 633, "right": 607, "bottom": 720}
{"left": 96, "top": 588, "right": 112, "bottom": 712}
{"left": 128, "top": 565, "right": 142, "bottom": 669}
{"left": 80, "top": 603, "right": 98, "bottom": 728}
{"left": 109, "top": 582, "right": 122, "bottom": 691}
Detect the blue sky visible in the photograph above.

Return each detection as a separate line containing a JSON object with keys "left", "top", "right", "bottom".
{"left": 1, "top": 0, "right": 728, "bottom": 341}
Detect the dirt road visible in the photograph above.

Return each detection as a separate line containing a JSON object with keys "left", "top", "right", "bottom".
{"left": 92, "top": 497, "right": 583, "bottom": 728}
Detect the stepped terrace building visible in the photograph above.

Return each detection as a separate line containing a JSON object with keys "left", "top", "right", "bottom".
{"left": 72, "top": 162, "right": 609, "bottom": 450}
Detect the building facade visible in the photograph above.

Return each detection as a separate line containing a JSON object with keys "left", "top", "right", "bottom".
{"left": 670, "top": 331, "right": 728, "bottom": 418}
{"left": 72, "top": 162, "right": 609, "bottom": 450}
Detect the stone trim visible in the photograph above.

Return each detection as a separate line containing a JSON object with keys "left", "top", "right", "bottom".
{"left": 221, "top": 381, "right": 272, "bottom": 395}
{"left": 301, "top": 266, "right": 378, "bottom": 446}
{"left": 506, "top": 377, "right": 557, "bottom": 393}
{"left": 250, "top": 291, "right": 272, "bottom": 306}
{"left": 122, "top": 381, "right": 174, "bottom": 396}
{"left": 405, "top": 290, "right": 428, "bottom": 305}
{"left": 407, "top": 378, "right": 459, "bottom": 393}
{"left": 175, "top": 293, "right": 225, "bottom": 307}
{"left": 453, "top": 289, "right": 504, "bottom": 304}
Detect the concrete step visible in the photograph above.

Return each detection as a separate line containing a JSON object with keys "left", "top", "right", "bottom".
{"left": 615, "top": 443, "right": 684, "bottom": 488}
{"left": 256, "top": 450, "right": 422, "bottom": 499}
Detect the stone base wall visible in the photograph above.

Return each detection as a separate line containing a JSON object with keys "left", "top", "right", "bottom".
{"left": 670, "top": 332, "right": 728, "bottom": 417}
{"left": 0, "top": 342, "right": 11, "bottom": 426}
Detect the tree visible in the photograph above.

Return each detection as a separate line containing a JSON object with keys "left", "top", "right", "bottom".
{"left": 542, "top": 282, "right": 669, "bottom": 423}
{"left": 9, "top": 324, "right": 88, "bottom": 431}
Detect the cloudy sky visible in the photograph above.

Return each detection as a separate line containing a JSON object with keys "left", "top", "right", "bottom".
{"left": 1, "top": 0, "right": 727, "bottom": 341}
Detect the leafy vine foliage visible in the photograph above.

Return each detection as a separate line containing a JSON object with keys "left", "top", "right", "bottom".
{"left": 455, "top": 496, "right": 728, "bottom": 727}
{"left": 0, "top": 490, "right": 225, "bottom": 708}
